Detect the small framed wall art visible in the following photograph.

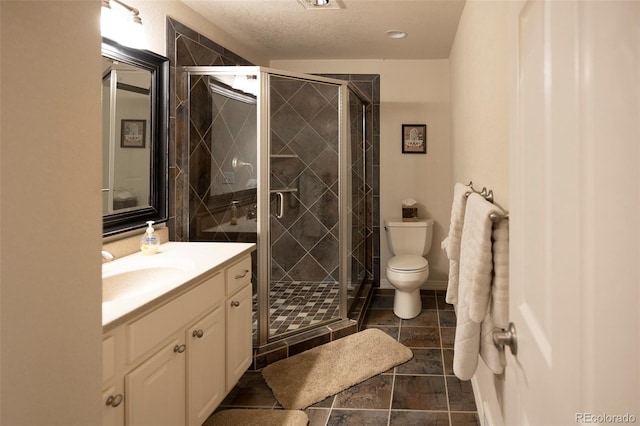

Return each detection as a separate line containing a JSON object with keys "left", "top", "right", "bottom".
{"left": 120, "top": 119, "right": 146, "bottom": 148}
{"left": 402, "top": 124, "right": 427, "bottom": 154}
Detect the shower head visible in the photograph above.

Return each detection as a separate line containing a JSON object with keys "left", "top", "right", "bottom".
{"left": 232, "top": 156, "right": 254, "bottom": 174}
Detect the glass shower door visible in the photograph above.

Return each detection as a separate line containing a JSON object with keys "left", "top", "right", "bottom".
{"left": 266, "top": 74, "right": 343, "bottom": 340}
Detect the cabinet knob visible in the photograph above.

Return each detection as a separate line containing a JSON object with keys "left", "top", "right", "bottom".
{"left": 230, "top": 300, "right": 240, "bottom": 307}
{"left": 173, "top": 344, "right": 186, "bottom": 353}
{"left": 192, "top": 329, "right": 204, "bottom": 338}
{"left": 106, "top": 394, "right": 123, "bottom": 407}
{"left": 234, "top": 269, "right": 249, "bottom": 279}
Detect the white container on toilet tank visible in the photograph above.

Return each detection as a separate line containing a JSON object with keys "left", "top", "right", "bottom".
{"left": 384, "top": 218, "right": 434, "bottom": 319}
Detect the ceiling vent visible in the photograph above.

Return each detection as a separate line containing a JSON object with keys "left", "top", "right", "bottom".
{"left": 297, "top": 0, "right": 342, "bottom": 10}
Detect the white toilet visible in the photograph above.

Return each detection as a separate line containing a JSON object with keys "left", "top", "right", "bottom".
{"left": 384, "top": 218, "right": 434, "bottom": 319}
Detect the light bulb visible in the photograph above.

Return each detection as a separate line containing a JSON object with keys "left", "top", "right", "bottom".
{"left": 101, "top": 5, "right": 117, "bottom": 41}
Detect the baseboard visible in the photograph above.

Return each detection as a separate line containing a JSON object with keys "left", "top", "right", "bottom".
{"left": 470, "top": 362, "right": 505, "bottom": 426}
{"left": 379, "top": 279, "right": 447, "bottom": 291}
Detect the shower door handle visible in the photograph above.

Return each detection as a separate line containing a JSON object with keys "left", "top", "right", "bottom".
{"left": 271, "top": 189, "right": 297, "bottom": 219}
{"left": 275, "top": 191, "right": 284, "bottom": 219}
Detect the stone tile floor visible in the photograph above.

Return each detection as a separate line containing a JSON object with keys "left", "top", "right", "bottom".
{"left": 218, "top": 290, "right": 480, "bottom": 425}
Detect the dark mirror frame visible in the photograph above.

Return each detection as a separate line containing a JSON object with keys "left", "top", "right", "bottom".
{"left": 102, "top": 38, "right": 169, "bottom": 236}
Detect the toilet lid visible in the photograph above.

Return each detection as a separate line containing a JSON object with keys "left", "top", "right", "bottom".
{"left": 388, "top": 255, "right": 428, "bottom": 271}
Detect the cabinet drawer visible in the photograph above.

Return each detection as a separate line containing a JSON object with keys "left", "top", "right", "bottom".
{"left": 126, "top": 272, "right": 224, "bottom": 363}
{"left": 225, "top": 256, "right": 251, "bottom": 296}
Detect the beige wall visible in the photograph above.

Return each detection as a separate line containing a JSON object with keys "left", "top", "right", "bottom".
{"left": 450, "top": 0, "right": 509, "bottom": 209}
{"left": 272, "top": 59, "right": 451, "bottom": 287}
{"left": 0, "top": 1, "right": 103, "bottom": 424}
{"left": 449, "top": 1, "right": 509, "bottom": 425}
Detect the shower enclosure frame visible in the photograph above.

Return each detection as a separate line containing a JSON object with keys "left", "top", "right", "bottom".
{"left": 184, "top": 66, "right": 368, "bottom": 347}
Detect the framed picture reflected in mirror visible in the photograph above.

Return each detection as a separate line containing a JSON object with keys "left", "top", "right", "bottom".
{"left": 121, "top": 119, "right": 146, "bottom": 148}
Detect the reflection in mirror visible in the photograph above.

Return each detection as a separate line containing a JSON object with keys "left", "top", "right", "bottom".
{"left": 101, "top": 38, "right": 168, "bottom": 236}
{"left": 102, "top": 58, "right": 152, "bottom": 214}
{"left": 208, "top": 75, "right": 257, "bottom": 197}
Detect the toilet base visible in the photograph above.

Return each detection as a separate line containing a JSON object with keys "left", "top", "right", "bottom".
{"left": 393, "top": 288, "right": 422, "bottom": 319}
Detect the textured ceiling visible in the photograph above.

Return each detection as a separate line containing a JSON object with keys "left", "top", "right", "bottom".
{"left": 180, "top": 0, "right": 466, "bottom": 60}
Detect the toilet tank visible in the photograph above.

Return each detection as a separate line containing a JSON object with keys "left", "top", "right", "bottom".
{"left": 384, "top": 219, "right": 434, "bottom": 256}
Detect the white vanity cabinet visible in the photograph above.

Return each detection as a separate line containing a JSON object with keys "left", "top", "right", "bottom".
{"left": 186, "top": 304, "right": 225, "bottom": 426}
{"left": 126, "top": 337, "right": 186, "bottom": 426}
{"left": 224, "top": 256, "right": 253, "bottom": 391}
{"left": 102, "top": 252, "right": 253, "bottom": 426}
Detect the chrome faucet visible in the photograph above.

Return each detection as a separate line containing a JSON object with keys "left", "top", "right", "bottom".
{"left": 101, "top": 250, "right": 116, "bottom": 262}
{"left": 246, "top": 204, "right": 257, "bottom": 220}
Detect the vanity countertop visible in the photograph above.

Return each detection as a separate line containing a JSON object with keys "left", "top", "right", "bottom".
{"left": 102, "top": 242, "right": 255, "bottom": 333}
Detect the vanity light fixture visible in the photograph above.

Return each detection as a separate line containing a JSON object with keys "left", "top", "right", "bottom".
{"left": 101, "top": 0, "right": 147, "bottom": 49}
{"left": 386, "top": 30, "right": 408, "bottom": 39}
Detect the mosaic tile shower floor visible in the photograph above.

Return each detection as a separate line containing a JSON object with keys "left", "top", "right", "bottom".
{"left": 252, "top": 281, "right": 340, "bottom": 337}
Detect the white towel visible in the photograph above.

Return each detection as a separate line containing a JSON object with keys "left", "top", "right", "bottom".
{"left": 479, "top": 309, "right": 506, "bottom": 374}
{"left": 453, "top": 301, "right": 481, "bottom": 380}
{"left": 443, "top": 183, "right": 471, "bottom": 305}
{"left": 491, "top": 219, "right": 509, "bottom": 329}
{"left": 461, "top": 194, "right": 496, "bottom": 323}
{"left": 453, "top": 193, "right": 496, "bottom": 380}
{"left": 478, "top": 218, "right": 510, "bottom": 374}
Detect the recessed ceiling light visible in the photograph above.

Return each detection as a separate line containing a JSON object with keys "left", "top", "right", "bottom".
{"left": 386, "top": 30, "right": 407, "bottom": 39}
{"left": 297, "top": 0, "right": 340, "bottom": 9}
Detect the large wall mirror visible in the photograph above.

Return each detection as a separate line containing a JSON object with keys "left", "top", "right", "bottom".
{"left": 102, "top": 38, "right": 168, "bottom": 236}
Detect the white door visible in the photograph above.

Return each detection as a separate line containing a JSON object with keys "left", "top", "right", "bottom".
{"left": 506, "top": 1, "right": 639, "bottom": 425}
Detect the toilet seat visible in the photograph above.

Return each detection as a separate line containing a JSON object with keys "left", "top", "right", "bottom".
{"left": 387, "top": 255, "right": 428, "bottom": 273}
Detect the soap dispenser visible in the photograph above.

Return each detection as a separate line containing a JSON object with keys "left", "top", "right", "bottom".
{"left": 230, "top": 200, "right": 240, "bottom": 225}
{"left": 140, "top": 221, "right": 160, "bottom": 255}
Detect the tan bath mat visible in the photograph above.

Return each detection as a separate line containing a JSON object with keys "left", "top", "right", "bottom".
{"left": 262, "top": 328, "right": 413, "bottom": 410}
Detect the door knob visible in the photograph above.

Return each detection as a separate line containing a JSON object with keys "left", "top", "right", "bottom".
{"left": 106, "top": 394, "right": 123, "bottom": 407}
{"left": 493, "top": 322, "right": 517, "bottom": 355}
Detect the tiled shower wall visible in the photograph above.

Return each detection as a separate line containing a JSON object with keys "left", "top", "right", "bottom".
{"left": 166, "top": 18, "right": 381, "bottom": 284}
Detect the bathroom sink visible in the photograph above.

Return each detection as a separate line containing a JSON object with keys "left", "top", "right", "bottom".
{"left": 102, "top": 266, "right": 187, "bottom": 303}
{"left": 101, "top": 242, "right": 256, "bottom": 330}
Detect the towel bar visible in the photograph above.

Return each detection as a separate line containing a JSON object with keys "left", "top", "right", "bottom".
{"left": 489, "top": 212, "right": 509, "bottom": 223}
{"left": 463, "top": 182, "right": 510, "bottom": 222}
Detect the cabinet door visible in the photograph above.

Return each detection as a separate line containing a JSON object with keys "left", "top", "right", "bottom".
{"left": 125, "top": 338, "right": 186, "bottom": 426}
{"left": 103, "top": 385, "right": 123, "bottom": 426}
{"left": 186, "top": 305, "right": 226, "bottom": 426}
{"left": 226, "top": 284, "right": 253, "bottom": 391}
